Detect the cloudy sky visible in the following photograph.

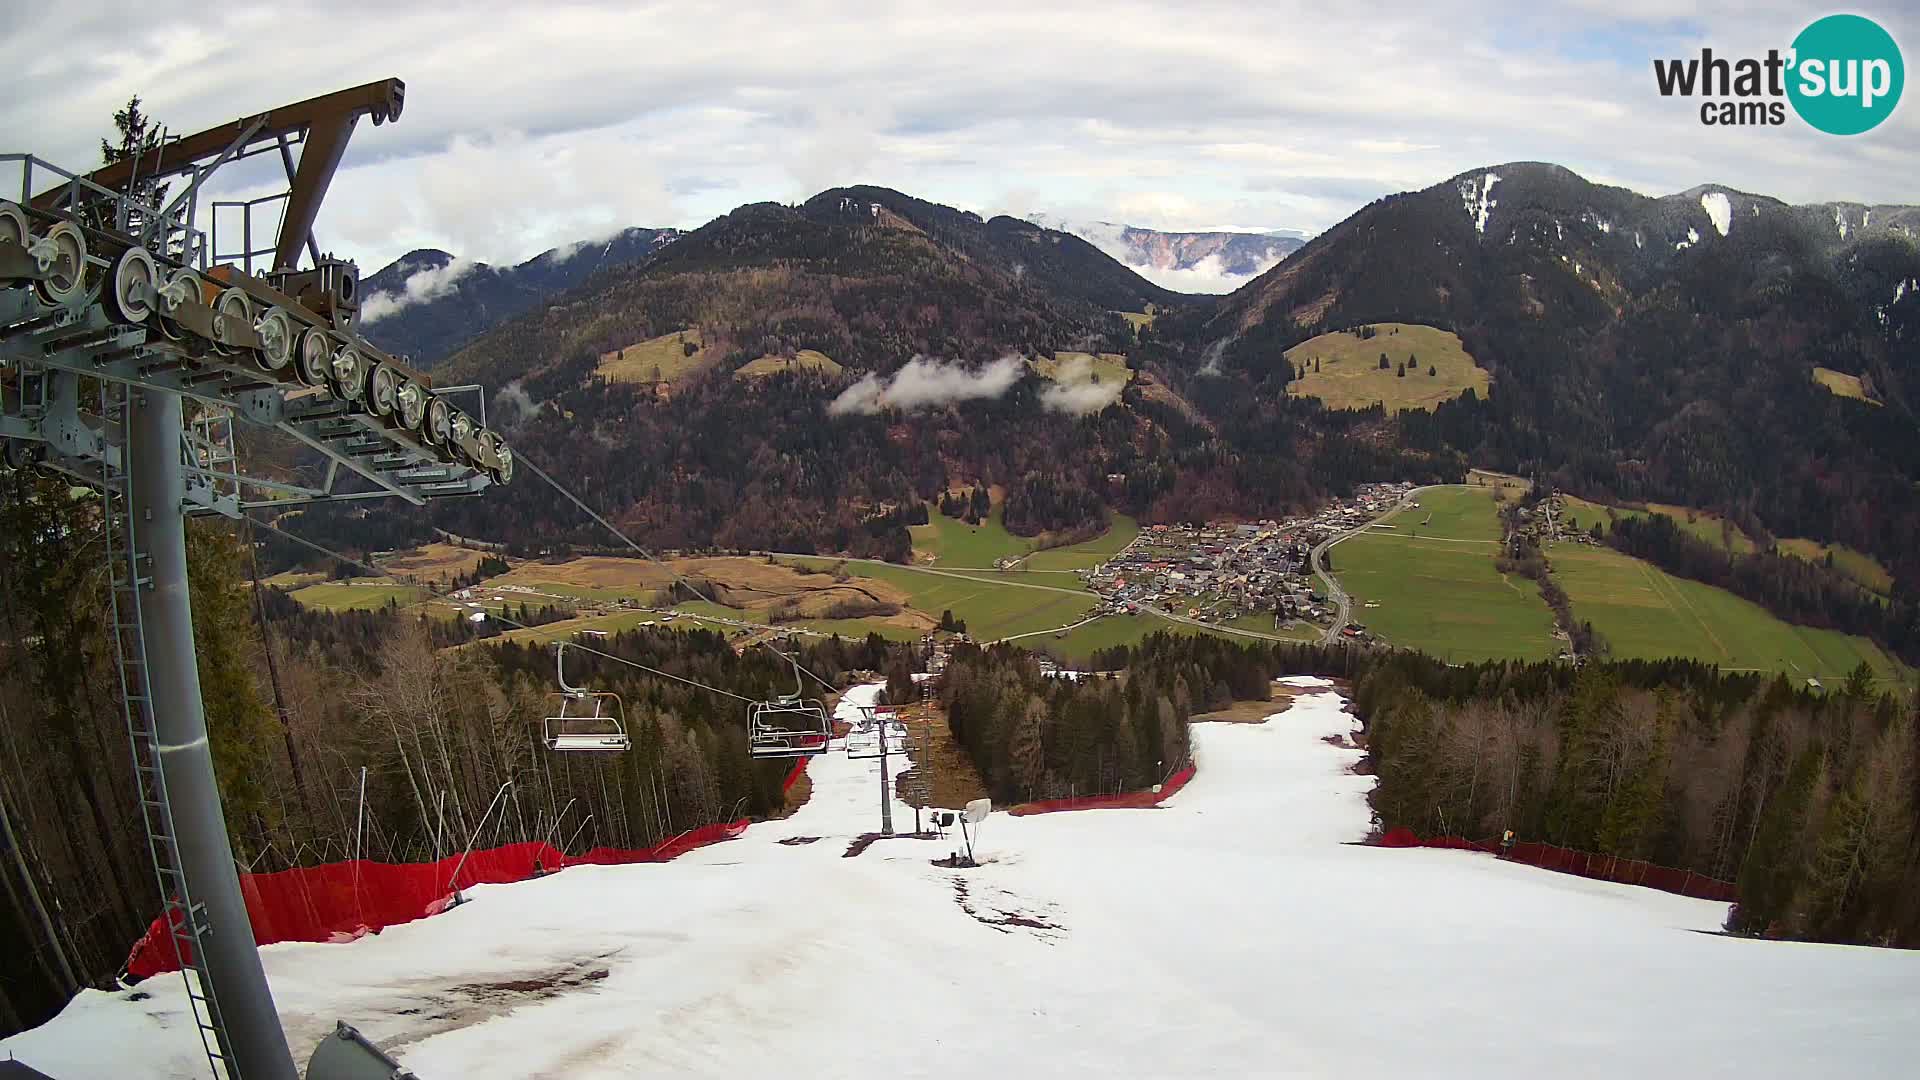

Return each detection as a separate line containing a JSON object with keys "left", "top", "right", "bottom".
{"left": 3, "top": 1, "right": 1913, "bottom": 277}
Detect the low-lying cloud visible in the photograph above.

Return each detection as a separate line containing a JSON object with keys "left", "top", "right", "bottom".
{"left": 828, "top": 355, "right": 1025, "bottom": 415}
{"left": 1039, "top": 354, "right": 1125, "bottom": 415}
{"left": 360, "top": 258, "right": 479, "bottom": 324}
{"left": 1124, "top": 252, "right": 1283, "bottom": 295}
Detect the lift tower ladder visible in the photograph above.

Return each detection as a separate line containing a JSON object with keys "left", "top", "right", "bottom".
{"left": 100, "top": 380, "right": 233, "bottom": 1077}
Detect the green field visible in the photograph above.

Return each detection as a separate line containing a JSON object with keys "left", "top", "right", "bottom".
{"left": 1556, "top": 495, "right": 1755, "bottom": 554}
{"left": 1812, "top": 366, "right": 1879, "bottom": 405}
{"left": 780, "top": 558, "right": 1096, "bottom": 642}
{"left": 1030, "top": 351, "right": 1133, "bottom": 387}
{"left": 288, "top": 580, "right": 429, "bottom": 611}
{"left": 734, "top": 350, "right": 844, "bottom": 381}
{"left": 596, "top": 329, "right": 713, "bottom": 385}
{"left": 1331, "top": 485, "right": 1559, "bottom": 662}
{"left": 1777, "top": 538, "right": 1896, "bottom": 595}
{"left": 1284, "top": 323, "right": 1489, "bottom": 412}
{"left": 1020, "top": 515, "right": 1140, "bottom": 571}
{"left": 1550, "top": 542, "right": 1904, "bottom": 683}
{"left": 909, "top": 507, "right": 1033, "bottom": 567}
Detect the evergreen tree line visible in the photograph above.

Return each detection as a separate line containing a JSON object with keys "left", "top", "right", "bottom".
{"left": 1059, "top": 631, "right": 1919, "bottom": 946}
{"left": 1000, "top": 471, "right": 1110, "bottom": 540}
{"left": 0, "top": 469, "right": 908, "bottom": 1036}
{"left": 937, "top": 644, "right": 1193, "bottom": 803}
{"left": 1359, "top": 653, "right": 1918, "bottom": 946}
{"left": 1603, "top": 514, "right": 1919, "bottom": 665}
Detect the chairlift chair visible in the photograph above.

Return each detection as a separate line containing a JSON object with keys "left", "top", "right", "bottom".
{"left": 846, "top": 705, "right": 909, "bottom": 759}
{"left": 747, "top": 648, "right": 831, "bottom": 759}
{"left": 543, "top": 640, "right": 630, "bottom": 752}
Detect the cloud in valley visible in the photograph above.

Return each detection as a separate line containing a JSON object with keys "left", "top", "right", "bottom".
{"left": 828, "top": 355, "right": 1026, "bottom": 416}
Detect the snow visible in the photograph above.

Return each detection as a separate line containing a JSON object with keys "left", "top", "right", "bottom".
{"left": 1675, "top": 227, "right": 1700, "bottom": 251}
{"left": 1459, "top": 172, "right": 1500, "bottom": 235}
{"left": 7, "top": 679, "right": 1919, "bottom": 1078}
{"left": 1836, "top": 207, "right": 1850, "bottom": 240}
{"left": 1700, "top": 191, "right": 1732, "bottom": 237}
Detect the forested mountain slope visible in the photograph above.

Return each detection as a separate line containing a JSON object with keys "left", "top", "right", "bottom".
{"left": 1169, "top": 162, "right": 1920, "bottom": 595}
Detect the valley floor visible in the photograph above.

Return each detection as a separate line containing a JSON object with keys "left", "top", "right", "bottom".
{"left": 8, "top": 682, "right": 1918, "bottom": 1077}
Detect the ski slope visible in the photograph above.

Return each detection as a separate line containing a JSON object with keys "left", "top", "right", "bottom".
{"left": 7, "top": 679, "right": 1918, "bottom": 1077}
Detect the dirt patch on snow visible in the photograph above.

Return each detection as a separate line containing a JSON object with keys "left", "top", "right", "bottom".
{"left": 1192, "top": 692, "right": 1295, "bottom": 724}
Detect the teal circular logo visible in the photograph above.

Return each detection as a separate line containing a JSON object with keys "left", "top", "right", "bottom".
{"left": 1788, "top": 14, "right": 1904, "bottom": 135}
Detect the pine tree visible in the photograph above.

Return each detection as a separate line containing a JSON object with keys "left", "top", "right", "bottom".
{"left": 185, "top": 523, "right": 278, "bottom": 835}
{"left": 1801, "top": 716, "right": 1914, "bottom": 940}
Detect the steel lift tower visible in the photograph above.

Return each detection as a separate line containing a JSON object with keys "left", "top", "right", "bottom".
{"left": 0, "top": 80, "right": 514, "bottom": 1079}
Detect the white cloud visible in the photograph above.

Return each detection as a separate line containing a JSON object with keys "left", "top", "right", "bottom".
{"left": 1039, "top": 355, "right": 1126, "bottom": 415}
{"left": 4, "top": 2, "right": 1912, "bottom": 272}
{"left": 828, "top": 355, "right": 1025, "bottom": 415}
{"left": 359, "top": 257, "right": 478, "bottom": 323}
{"left": 1132, "top": 253, "right": 1280, "bottom": 295}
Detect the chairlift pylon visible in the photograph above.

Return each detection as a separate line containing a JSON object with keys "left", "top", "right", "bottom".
{"left": 543, "top": 640, "right": 630, "bottom": 752}
{"left": 747, "top": 646, "right": 831, "bottom": 759}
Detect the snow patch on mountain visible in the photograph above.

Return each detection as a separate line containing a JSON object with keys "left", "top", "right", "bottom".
{"left": 1460, "top": 172, "right": 1501, "bottom": 235}
{"left": 1700, "top": 192, "right": 1732, "bottom": 237}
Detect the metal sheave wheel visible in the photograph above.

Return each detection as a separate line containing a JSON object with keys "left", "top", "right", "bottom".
{"left": 295, "top": 327, "right": 332, "bottom": 388}
{"left": 31, "top": 221, "right": 88, "bottom": 307}
{"left": 366, "top": 363, "right": 400, "bottom": 417}
{"left": 424, "top": 395, "right": 452, "bottom": 450}
{"left": 0, "top": 202, "right": 29, "bottom": 248}
{"left": 448, "top": 409, "right": 477, "bottom": 464}
{"left": 104, "top": 247, "right": 158, "bottom": 324}
{"left": 156, "top": 266, "right": 205, "bottom": 340}
{"left": 396, "top": 379, "right": 428, "bottom": 431}
{"left": 329, "top": 346, "right": 367, "bottom": 402}
{"left": 490, "top": 440, "right": 514, "bottom": 485}
{"left": 211, "top": 287, "right": 253, "bottom": 355}
{"left": 254, "top": 308, "right": 296, "bottom": 372}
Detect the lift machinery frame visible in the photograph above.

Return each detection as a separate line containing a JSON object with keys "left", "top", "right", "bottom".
{"left": 0, "top": 79, "right": 513, "bottom": 1080}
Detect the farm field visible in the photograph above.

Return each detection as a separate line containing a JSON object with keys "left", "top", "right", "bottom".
{"left": 1812, "top": 365, "right": 1879, "bottom": 404}
{"left": 1549, "top": 542, "right": 1905, "bottom": 684}
{"left": 1554, "top": 496, "right": 1756, "bottom": 553}
{"left": 1777, "top": 538, "right": 1896, "bottom": 595}
{"left": 287, "top": 580, "right": 429, "bottom": 611}
{"left": 1330, "top": 485, "right": 1558, "bottom": 662}
{"left": 909, "top": 506, "right": 1032, "bottom": 567}
{"left": 595, "top": 328, "right": 713, "bottom": 385}
{"left": 1283, "top": 322, "right": 1489, "bottom": 412}
{"left": 378, "top": 542, "right": 504, "bottom": 585}
{"left": 734, "top": 350, "right": 843, "bottom": 380}
{"left": 779, "top": 557, "right": 1097, "bottom": 643}
{"left": 1029, "top": 351, "right": 1133, "bottom": 387}
{"left": 1020, "top": 514, "right": 1140, "bottom": 571}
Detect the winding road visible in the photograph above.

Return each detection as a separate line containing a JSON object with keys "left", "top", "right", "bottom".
{"left": 1309, "top": 486, "right": 1433, "bottom": 644}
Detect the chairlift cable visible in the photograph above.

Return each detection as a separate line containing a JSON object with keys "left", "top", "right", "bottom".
{"left": 513, "top": 451, "right": 707, "bottom": 605}
{"left": 511, "top": 448, "right": 847, "bottom": 697}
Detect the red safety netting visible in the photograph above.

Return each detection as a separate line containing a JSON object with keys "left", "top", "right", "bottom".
{"left": 125, "top": 819, "right": 749, "bottom": 980}
{"left": 1007, "top": 763, "right": 1197, "bottom": 816}
{"left": 1374, "top": 828, "right": 1736, "bottom": 902}
{"left": 783, "top": 758, "right": 808, "bottom": 793}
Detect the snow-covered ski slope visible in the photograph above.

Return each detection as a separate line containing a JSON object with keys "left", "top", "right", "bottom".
{"left": 6, "top": 679, "right": 1918, "bottom": 1077}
